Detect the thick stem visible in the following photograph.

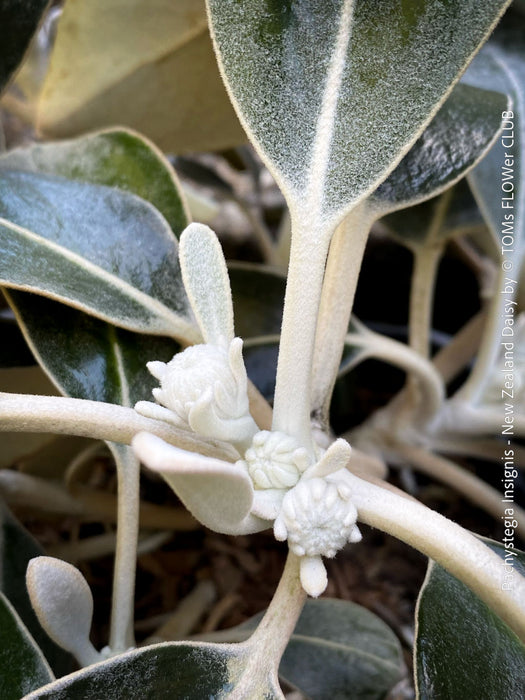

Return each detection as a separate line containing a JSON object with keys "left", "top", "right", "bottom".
{"left": 108, "top": 444, "right": 140, "bottom": 653}
{"left": 341, "top": 471, "right": 525, "bottom": 641}
{"left": 391, "top": 443, "right": 525, "bottom": 532}
{"left": 246, "top": 551, "right": 306, "bottom": 673}
{"left": 0, "top": 392, "right": 238, "bottom": 461}
{"left": 272, "top": 224, "right": 331, "bottom": 453}
{"left": 311, "top": 204, "right": 373, "bottom": 426}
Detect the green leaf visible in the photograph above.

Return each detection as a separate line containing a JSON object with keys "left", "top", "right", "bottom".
{"left": 415, "top": 539, "right": 525, "bottom": 699}
{"left": 0, "top": 503, "right": 74, "bottom": 677}
{"left": 21, "top": 641, "right": 281, "bottom": 699}
{"left": 0, "top": 0, "right": 49, "bottom": 96}
{"left": 207, "top": 0, "right": 510, "bottom": 232}
{"left": 464, "top": 26, "right": 525, "bottom": 267}
{"left": 35, "top": 0, "right": 245, "bottom": 153}
{"left": 369, "top": 82, "right": 508, "bottom": 215}
{"left": 0, "top": 129, "right": 187, "bottom": 405}
{"left": 0, "top": 128, "right": 189, "bottom": 238}
{"left": 6, "top": 293, "right": 180, "bottom": 406}
{"left": 0, "top": 170, "right": 196, "bottom": 340}
{"left": 0, "top": 129, "right": 198, "bottom": 341}
{"left": 0, "top": 590, "right": 54, "bottom": 699}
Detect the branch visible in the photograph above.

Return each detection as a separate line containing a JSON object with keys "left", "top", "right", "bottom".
{"left": 341, "top": 471, "right": 525, "bottom": 642}
{"left": 0, "top": 392, "right": 238, "bottom": 461}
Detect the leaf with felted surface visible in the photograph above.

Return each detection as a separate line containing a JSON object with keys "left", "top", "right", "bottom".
{"left": 207, "top": 0, "right": 511, "bottom": 231}
{"left": 0, "top": 128, "right": 189, "bottom": 239}
{"left": 0, "top": 170, "right": 196, "bottom": 340}
{"left": 0, "top": 0, "right": 49, "bottom": 96}
{"left": 35, "top": 0, "right": 245, "bottom": 153}
{"left": 0, "top": 590, "right": 54, "bottom": 700}
{"left": 415, "top": 539, "right": 525, "bottom": 699}
{"left": 369, "top": 82, "right": 508, "bottom": 216}
{"left": 5, "top": 292, "right": 180, "bottom": 407}
{"left": 21, "top": 641, "right": 282, "bottom": 699}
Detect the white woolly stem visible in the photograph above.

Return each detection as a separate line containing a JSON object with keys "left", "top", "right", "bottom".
{"left": 272, "top": 226, "right": 331, "bottom": 454}
{"left": 311, "top": 205, "right": 373, "bottom": 426}
{"left": 0, "top": 392, "right": 237, "bottom": 461}
{"left": 342, "top": 471, "right": 525, "bottom": 641}
{"left": 246, "top": 552, "right": 306, "bottom": 670}
{"left": 108, "top": 444, "right": 140, "bottom": 653}
{"left": 391, "top": 443, "right": 525, "bottom": 532}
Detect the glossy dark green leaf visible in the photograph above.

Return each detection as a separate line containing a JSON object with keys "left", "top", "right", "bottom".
{"left": 415, "top": 539, "right": 525, "bottom": 699}
{"left": 0, "top": 0, "right": 49, "bottom": 96}
{"left": 229, "top": 263, "right": 285, "bottom": 338}
{"left": 1, "top": 129, "right": 188, "bottom": 406}
{"left": 22, "top": 641, "right": 281, "bottom": 699}
{"left": 208, "top": 0, "right": 510, "bottom": 228}
{"left": 0, "top": 502, "right": 73, "bottom": 677}
{"left": 7, "top": 292, "right": 179, "bottom": 406}
{"left": 0, "top": 591, "right": 54, "bottom": 699}
{"left": 370, "top": 83, "right": 508, "bottom": 215}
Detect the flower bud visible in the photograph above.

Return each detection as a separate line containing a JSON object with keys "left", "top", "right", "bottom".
{"left": 241, "top": 430, "right": 311, "bottom": 489}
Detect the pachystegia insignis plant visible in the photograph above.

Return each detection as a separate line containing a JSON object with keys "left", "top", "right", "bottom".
{"left": 0, "top": 1, "right": 524, "bottom": 698}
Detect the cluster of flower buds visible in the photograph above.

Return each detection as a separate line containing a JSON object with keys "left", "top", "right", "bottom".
{"left": 133, "top": 223, "right": 361, "bottom": 597}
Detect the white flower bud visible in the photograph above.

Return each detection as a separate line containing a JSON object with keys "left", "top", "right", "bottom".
{"left": 136, "top": 338, "right": 258, "bottom": 445}
{"left": 240, "top": 430, "right": 311, "bottom": 490}
{"left": 274, "top": 477, "right": 361, "bottom": 597}
{"left": 274, "top": 478, "right": 361, "bottom": 559}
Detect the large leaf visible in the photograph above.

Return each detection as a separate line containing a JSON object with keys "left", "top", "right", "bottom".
{"left": 280, "top": 598, "right": 404, "bottom": 700}
{"left": 216, "top": 598, "right": 405, "bottom": 700}
{"left": 6, "top": 293, "right": 179, "bottom": 406}
{"left": 35, "top": 0, "right": 245, "bottom": 153}
{"left": 1, "top": 129, "right": 187, "bottom": 404}
{"left": 0, "top": 130, "right": 197, "bottom": 340}
{"left": 369, "top": 82, "right": 507, "bottom": 216}
{"left": 0, "top": 503, "right": 73, "bottom": 677}
{"left": 0, "top": 591, "right": 54, "bottom": 699}
{"left": 208, "top": 0, "right": 510, "bottom": 231}
{"left": 415, "top": 539, "right": 525, "bottom": 699}
{"left": 0, "top": 129, "right": 189, "bottom": 237}
{"left": 0, "top": 0, "right": 49, "bottom": 96}
{"left": 0, "top": 171, "right": 196, "bottom": 340}
{"left": 22, "top": 641, "right": 282, "bottom": 699}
